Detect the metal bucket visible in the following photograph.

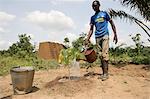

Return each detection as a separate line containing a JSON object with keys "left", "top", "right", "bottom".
{"left": 10, "top": 66, "right": 35, "bottom": 95}
{"left": 84, "top": 49, "right": 97, "bottom": 63}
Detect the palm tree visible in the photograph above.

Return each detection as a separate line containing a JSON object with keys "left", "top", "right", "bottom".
{"left": 120, "top": 0, "right": 149, "bottom": 21}
{"left": 108, "top": 0, "right": 150, "bottom": 41}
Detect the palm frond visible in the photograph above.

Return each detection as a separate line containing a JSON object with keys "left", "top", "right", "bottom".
{"left": 119, "top": 0, "right": 150, "bottom": 21}
{"left": 108, "top": 9, "right": 150, "bottom": 39}
{"left": 109, "top": 9, "right": 137, "bottom": 22}
{"left": 135, "top": 21, "right": 150, "bottom": 37}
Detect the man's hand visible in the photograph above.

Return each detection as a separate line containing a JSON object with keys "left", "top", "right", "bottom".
{"left": 113, "top": 34, "right": 118, "bottom": 44}
{"left": 109, "top": 19, "right": 118, "bottom": 44}
{"left": 85, "top": 38, "right": 90, "bottom": 45}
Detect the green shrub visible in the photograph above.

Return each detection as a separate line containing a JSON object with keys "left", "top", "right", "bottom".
{"left": 33, "top": 58, "right": 59, "bottom": 70}
{"left": 132, "top": 55, "right": 150, "bottom": 65}
{"left": 0, "top": 56, "right": 59, "bottom": 76}
{"left": 109, "top": 53, "right": 132, "bottom": 65}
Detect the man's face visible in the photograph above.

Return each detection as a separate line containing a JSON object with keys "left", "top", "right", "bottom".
{"left": 92, "top": 4, "right": 100, "bottom": 12}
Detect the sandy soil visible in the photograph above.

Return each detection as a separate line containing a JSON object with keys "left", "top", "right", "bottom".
{"left": 0, "top": 64, "right": 150, "bottom": 99}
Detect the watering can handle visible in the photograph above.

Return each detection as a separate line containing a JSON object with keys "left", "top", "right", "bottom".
{"left": 83, "top": 39, "right": 91, "bottom": 50}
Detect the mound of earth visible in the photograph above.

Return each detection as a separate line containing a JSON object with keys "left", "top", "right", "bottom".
{"left": 45, "top": 76, "right": 93, "bottom": 97}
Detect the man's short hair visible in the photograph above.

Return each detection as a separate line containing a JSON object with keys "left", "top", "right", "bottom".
{"left": 92, "top": 0, "right": 100, "bottom": 6}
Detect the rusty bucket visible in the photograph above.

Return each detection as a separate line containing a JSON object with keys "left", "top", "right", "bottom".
{"left": 10, "top": 66, "right": 35, "bottom": 95}
{"left": 84, "top": 49, "right": 97, "bottom": 63}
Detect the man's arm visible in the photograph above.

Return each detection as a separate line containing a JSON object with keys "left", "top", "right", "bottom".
{"left": 87, "top": 24, "right": 94, "bottom": 41}
{"left": 109, "top": 19, "right": 118, "bottom": 44}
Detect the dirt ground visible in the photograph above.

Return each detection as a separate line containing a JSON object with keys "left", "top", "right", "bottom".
{"left": 0, "top": 64, "right": 150, "bottom": 99}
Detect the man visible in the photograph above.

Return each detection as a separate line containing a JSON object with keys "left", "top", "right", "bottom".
{"left": 86, "top": 0, "right": 118, "bottom": 81}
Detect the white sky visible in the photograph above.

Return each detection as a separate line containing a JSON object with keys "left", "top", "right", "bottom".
{"left": 0, "top": 0, "right": 149, "bottom": 50}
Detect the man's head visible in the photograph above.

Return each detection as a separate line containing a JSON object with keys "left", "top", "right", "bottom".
{"left": 92, "top": 0, "right": 100, "bottom": 12}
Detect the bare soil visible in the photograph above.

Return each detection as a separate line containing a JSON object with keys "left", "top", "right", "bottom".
{"left": 0, "top": 64, "right": 150, "bottom": 99}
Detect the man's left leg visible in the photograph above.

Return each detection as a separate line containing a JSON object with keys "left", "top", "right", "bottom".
{"left": 101, "top": 35, "right": 109, "bottom": 81}
{"left": 101, "top": 59, "right": 109, "bottom": 81}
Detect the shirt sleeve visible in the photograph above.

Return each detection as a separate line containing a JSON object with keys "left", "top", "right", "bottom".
{"left": 105, "top": 11, "right": 111, "bottom": 21}
{"left": 90, "top": 16, "right": 95, "bottom": 25}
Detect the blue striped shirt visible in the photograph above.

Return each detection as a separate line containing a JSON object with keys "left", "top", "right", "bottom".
{"left": 90, "top": 11, "right": 111, "bottom": 38}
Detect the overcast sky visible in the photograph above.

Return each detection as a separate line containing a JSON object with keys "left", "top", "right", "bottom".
{"left": 0, "top": 0, "right": 149, "bottom": 50}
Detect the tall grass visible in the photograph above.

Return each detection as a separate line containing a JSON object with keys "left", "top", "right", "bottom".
{"left": 0, "top": 55, "right": 59, "bottom": 76}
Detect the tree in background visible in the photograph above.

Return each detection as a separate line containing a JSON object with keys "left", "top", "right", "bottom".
{"left": 7, "top": 34, "right": 35, "bottom": 58}
{"left": 109, "top": 0, "right": 150, "bottom": 41}
{"left": 130, "top": 33, "right": 144, "bottom": 55}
